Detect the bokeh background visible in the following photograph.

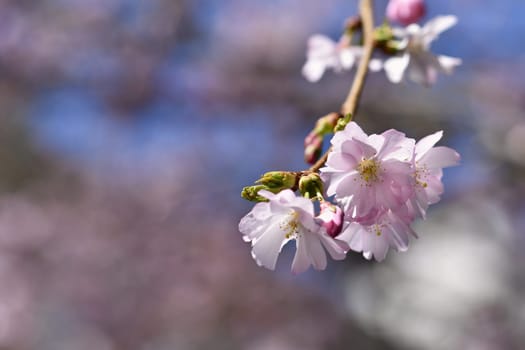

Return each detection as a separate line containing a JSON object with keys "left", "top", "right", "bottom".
{"left": 0, "top": 0, "right": 523, "bottom": 349}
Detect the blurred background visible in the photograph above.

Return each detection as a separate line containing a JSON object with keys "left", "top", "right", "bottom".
{"left": 0, "top": 0, "right": 523, "bottom": 349}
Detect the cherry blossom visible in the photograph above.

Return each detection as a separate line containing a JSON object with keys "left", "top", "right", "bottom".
{"left": 383, "top": 15, "right": 462, "bottom": 85}
{"left": 320, "top": 122, "right": 415, "bottom": 219}
{"left": 302, "top": 34, "right": 363, "bottom": 82}
{"left": 408, "top": 130, "right": 460, "bottom": 218}
{"left": 239, "top": 189, "right": 348, "bottom": 274}
{"left": 339, "top": 207, "right": 417, "bottom": 261}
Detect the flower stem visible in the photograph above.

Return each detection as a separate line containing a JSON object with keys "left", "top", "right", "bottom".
{"left": 308, "top": 0, "right": 375, "bottom": 173}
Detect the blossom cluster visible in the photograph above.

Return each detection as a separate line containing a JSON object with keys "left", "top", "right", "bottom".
{"left": 239, "top": 122, "right": 459, "bottom": 273}
{"left": 239, "top": 0, "right": 461, "bottom": 273}
{"left": 303, "top": 14, "right": 461, "bottom": 86}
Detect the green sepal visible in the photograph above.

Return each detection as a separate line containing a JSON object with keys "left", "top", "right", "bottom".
{"left": 374, "top": 22, "right": 394, "bottom": 43}
{"left": 298, "top": 173, "right": 324, "bottom": 200}
{"left": 241, "top": 185, "right": 270, "bottom": 202}
{"left": 255, "top": 171, "right": 298, "bottom": 191}
{"left": 313, "top": 112, "right": 341, "bottom": 137}
{"left": 334, "top": 113, "right": 353, "bottom": 132}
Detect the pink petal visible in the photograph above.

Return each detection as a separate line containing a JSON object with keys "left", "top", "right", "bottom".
{"left": 415, "top": 131, "right": 443, "bottom": 160}
{"left": 319, "top": 233, "right": 348, "bottom": 260}
{"left": 354, "top": 186, "right": 376, "bottom": 217}
{"left": 385, "top": 222, "right": 409, "bottom": 252}
{"left": 372, "top": 237, "right": 389, "bottom": 262}
{"left": 339, "top": 122, "right": 368, "bottom": 144}
{"left": 377, "top": 129, "right": 408, "bottom": 159}
{"left": 425, "top": 176, "right": 444, "bottom": 204}
{"left": 336, "top": 173, "right": 362, "bottom": 199}
{"left": 326, "top": 150, "right": 359, "bottom": 170}
{"left": 339, "top": 223, "right": 363, "bottom": 252}
{"left": 420, "top": 146, "right": 460, "bottom": 169}
{"left": 352, "top": 138, "right": 377, "bottom": 159}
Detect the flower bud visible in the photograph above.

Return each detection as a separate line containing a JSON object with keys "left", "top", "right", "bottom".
{"left": 298, "top": 173, "right": 324, "bottom": 200}
{"left": 241, "top": 185, "right": 270, "bottom": 202}
{"left": 313, "top": 112, "right": 341, "bottom": 135}
{"left": 304, "top": 133, "right": 323, "bottom": 164}
{"left": 334, "top": 113, "right": 353, "bottom": 132}
{"left": 316, "top": 202, "right": 344, "bottom": 237}
{"left": 255, "top": 171, "right": 298, "bottom": 191}
{"left": 386, "top": 0, "right": 426, "bottom": 26}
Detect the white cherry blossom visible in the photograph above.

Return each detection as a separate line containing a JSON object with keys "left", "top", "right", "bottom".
{"left": 384, "top": 15, "right": 462, "bottom": 85}
{"left": 239, "top": 190, "right": 348, "bottom": 274}
{"left": 302, "top": 34, "right": 363, "bottom": 83}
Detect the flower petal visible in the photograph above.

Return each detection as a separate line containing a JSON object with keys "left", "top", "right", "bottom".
{"left": 305, "top": 232, "right": 327, "bottom": 271}
{"left": 420, "top": 146, "right": 460, "bottom": 169}
{"left": 291, "top": 235, "right": 310, "bottom": 274}
{"left": 437, "top": 55, "right": 462, "bottom": 74}
{"left": 319, "top": 233, "right": 348, "bottom": 260}
{"left": 251, "top": 221, "right": 286, "bottom": 270}
{"left": 384, "top": 54, "right": 410, "bottom": 83}
{"left": 339, "top": 47, "right": 359, "bottom": 69}
{"left": 422, "top": 15, "right": 458, "bottom": 46}
{"left": 306, "top": 34, "right": 336, "bottom": 58}
{"left": 372, "top": 236, "right": 389, "bottom": 262}
{"left": 415, "top": 131, "right": 443, "bottom": 160}
{"left": 302, "top": 59, "right": 326, "bottom": 82}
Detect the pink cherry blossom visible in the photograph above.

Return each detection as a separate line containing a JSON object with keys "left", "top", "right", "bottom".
{"left": 239, "top": 190, "right": 348, "bottom": 274}
{"left": 387, "top": 0, "right": 426, "bottom": 26}
{"left": 320, "top": 122, "right": 415, "bottom": 219}
{"left": 339, "top": 207, "right": 417, "bottom": 261}
{"left": 408, "top": 130, "right": 460, "bottom": 218}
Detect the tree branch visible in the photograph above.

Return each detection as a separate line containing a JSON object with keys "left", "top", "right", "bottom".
{"left": 308, "top": 0, "right": 375, "bottom": 173}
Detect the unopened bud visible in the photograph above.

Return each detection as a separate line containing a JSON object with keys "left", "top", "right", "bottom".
{"left": 304, "top": 133, "right": 323, "bottom": 164}
{"left": 317, "top": 202, "right": 344, "bottom": 237}
{"left": 241, "top": 185, "right": 270, "bottom": 202}
{"left": 334, "top": 113, "right": 353, "bottom": 132}
{"left": 386, "top": 0, "right": 425, "bottom": 26}
{"left": 298, "top": 173, "right": 324, "bottom": 200}
{"left": 313, "top": 112, "right": 341, "bottom": 135}
{"left": 255, "top": 171, "right": 298, "bottom": 191}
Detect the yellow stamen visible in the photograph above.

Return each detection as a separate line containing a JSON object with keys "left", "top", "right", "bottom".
{"left": 281, "top": 211, "right": 300, "bottom": 239}
{"left": 358, "top": 158, "right": 380, "bottom": 182}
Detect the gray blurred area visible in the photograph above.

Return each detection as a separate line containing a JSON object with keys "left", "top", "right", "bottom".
{"left": 0, "top": 0, "right": 523, "bottom": 349}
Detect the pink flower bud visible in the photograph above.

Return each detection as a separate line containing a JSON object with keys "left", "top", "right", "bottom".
{"left": 386, "top": 0, "right": 426, "bottom": 25}
{"left": 317, "top": 202, "right": 344, "bottom": 238}
{"left": 304, "top": 133, "right": 323, "bottom": 164}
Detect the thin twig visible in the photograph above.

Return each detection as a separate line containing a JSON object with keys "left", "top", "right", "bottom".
{"left": 308, "top": 0, "right": 375, "bottom": 173}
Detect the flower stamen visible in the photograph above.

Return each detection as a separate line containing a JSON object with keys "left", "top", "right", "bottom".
{"left": 281, "top": 211, "right": 300, "bottom": 239}
{"left": 358, "top": 158, "right": 380, "bottom": 183}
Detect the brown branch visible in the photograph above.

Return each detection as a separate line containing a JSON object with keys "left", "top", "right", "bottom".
{"left": 308, "top": 0, "right": 375, "bottom": 173}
